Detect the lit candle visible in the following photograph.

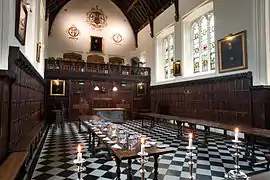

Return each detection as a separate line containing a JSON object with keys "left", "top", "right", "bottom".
{"left": 77, "top": 144, "right": 82, "bottom": 162}
{"left": 235, "top": 128, "right": 239, "bottom": 141}
{"left": 141, "top": 137, "right": 145, "bottom": 155}
{"left": 188, "top": 133, "right": 193, "bottom": 148}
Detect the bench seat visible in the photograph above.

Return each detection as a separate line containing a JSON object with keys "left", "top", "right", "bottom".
{"left": 0, "top": 151, "right": 28, "bottom": 180}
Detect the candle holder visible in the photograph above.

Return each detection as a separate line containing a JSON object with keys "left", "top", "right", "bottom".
{"left": 138, "top": 152, "right": 148, "bottom": 180}
{"left": 186, "top": 145, "right": 196, "bottom": 180}
{"left": 224, "top": 139, "right": 248, "bottom": 179}
{"left": 73, "top": 158, "right": 86, "bottom": 180}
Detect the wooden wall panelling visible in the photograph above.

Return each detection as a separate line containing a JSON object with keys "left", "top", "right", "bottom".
{"left": 0, "top": 71, "right": 12, "bottom": 163}
{"left": 150, "top": 72, "right": 253, "bottom": 127}
{"left": 8, "top": 47, "right": 45, "bottom": 151}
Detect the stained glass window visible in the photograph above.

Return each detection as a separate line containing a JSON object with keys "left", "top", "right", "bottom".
{"left": 192, "top": 12, "right": 215, "bottom": 73}
{"left": 163, "top": 34, "right": 174, "bottom": 79}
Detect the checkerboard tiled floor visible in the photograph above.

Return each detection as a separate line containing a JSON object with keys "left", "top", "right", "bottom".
{"left": 30, "top": 120, "right": 268, "bottom": 180}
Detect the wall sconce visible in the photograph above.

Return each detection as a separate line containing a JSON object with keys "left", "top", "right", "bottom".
{"left": 94, "top": 85, "right": 99, "bottom": 91}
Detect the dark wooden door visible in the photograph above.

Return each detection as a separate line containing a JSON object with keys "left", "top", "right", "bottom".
{"left": 0, "top": 80, "right": 9, "bottom": 163}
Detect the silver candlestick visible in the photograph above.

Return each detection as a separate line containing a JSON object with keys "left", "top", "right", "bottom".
{"left": 138, "top": 152, "right": 148, "bottom": 180}
{"left": 186, "top": 145, "right": 196, "bottom": 180}
{"left": 225, "top": 139, "right": 248, "bottom": 179}
{"left": 73, "top": 158, "right": 86, "bottom": 180}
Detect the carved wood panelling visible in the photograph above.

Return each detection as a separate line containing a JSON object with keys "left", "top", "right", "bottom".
{"left": 0, "top": 76, "right": 10, "bottom": 163}
{"left": 8, "top": 47, "right": 45, "bottom": 151}
{"left": 150, "top": 72, "right": 253, "bottom": 127}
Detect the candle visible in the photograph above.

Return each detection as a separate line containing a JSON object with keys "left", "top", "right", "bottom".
{"left": 141, "top": 137, "right": 145, "bottom": 154}
{"left": 235, "top": 128, "right": 239, "bottom": 141}
{"left": 77, "top": 144, "right": 82, "bottom": 162}
{"left": 188, "top": 133, "right": 193, "bottom": 147}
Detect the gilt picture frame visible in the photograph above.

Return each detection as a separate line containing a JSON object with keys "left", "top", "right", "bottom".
{"left": 218, "top": 30, "right": 247, "bottom": 73}
{"left": 36, "top": 42, "right": 41, "bottom": 63}
{"left": 50, "top": 80, "right": 66, "bottom": 96}
{"left": 173, "top": 61, "right": 182, "bottom": 76}
{"left": 90, "top": 36, "right": 104, "bottom": 52}
{"left": 137, "top": 82, "right": 146, "bottom": 96}
{"left": 15, "top": 0, "right": 28, "bottom": 45}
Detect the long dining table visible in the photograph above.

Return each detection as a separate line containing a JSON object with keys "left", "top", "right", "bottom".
{"left": 80, "top": 115, "right": 175, "bottom": 180}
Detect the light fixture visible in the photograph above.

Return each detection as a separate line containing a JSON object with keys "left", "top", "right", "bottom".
{"left": 112, "top": 86, "right": 118, "bottom": 92}
{"left": 112, "top": 82, "right": 118, "bottom": 92}
{"left": 225, "top": 34, "right": 235, "bottom": 41}
{"left": 94, "top": 86, "right": 99, "bottom": 91}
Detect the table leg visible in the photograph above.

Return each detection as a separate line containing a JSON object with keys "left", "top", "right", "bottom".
{"left": 88, "top": 129, "right": 92, "bottom": 151}
{"left": 127, "top": 158, "right": 132, "bottom": 180}
{"left": 204, "top": 126, "right": 210, "bottom": 144}
{"left": 115, "top": 157, "right": 121, "bottom": 180}
{"left": 177, "top": 122, "right": 180, "bottom": 138}
{"left": 154, "top": 154, "right": 159, "bottom": 180}
{"left": 250, "top": 136, "right": 257, "bottom": 165}
{"left": 79, "top": 118, "right": 81, "bottom": 133}
{"left": 91, "top": 132, "right": 96, "bottom": 154}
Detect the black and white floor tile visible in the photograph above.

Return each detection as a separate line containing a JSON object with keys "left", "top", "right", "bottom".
{"left": 31, "top": 120, "right": 268, "bottom": 180}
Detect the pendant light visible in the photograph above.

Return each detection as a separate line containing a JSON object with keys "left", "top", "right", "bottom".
{"left": 112, "top": 82, "right": 118, "bottom": 92}
{"left": 94, "top": 85, "right": 99, "bottom": 91}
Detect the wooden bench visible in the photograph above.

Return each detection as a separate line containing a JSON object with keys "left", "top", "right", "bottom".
{"left": 138, "top": 112, "right": 270, "bottom": 166}
{"left": 0, "top": 151, "right": 28, "bottom": 180}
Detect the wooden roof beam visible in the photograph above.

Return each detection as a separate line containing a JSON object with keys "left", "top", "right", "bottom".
{"left": 127, "top": 0, "right": 138, "bottom": 13}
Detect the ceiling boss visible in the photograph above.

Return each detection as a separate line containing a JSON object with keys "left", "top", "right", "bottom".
{"left": 86, "top": 5, "right": 107, "bottom": 31}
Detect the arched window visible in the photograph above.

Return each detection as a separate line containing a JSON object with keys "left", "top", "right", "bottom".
{"left": 192, "top": 12, "right": 215, "bottom": 73}
{"left": 163, "top": 34, "right": 174, "bottom": 79}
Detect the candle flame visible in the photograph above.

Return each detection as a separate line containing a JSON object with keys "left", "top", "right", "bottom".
{"left": 77, "top": 144, "right": 82, "bottom": 153}
{"left": 141, "top": 137, "right": 145, "bottom": 144}
{"left": 189, "top": 133, "right": 193, "bottom": 139}
{"left": 235, "top": 128, "right": 239, "bottom": 133}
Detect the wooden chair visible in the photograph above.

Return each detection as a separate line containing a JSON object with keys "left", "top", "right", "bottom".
{"left": 63, "top": 53, "right": 83, "bottom": 72}
{"left": 87, "top": 55, "right": 105, "bottom": 72}
{"left": 63, "top": 52, "right": 82, "bottom": 61}
{"left": 108, "top": 57, "right": 124, "bottom": 65}
{"left": 87, "top": 55, "right": 105, "bottom": 64}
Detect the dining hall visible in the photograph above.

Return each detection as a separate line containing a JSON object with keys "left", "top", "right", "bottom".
{"left": 1, "top": 0, "right": 270, "bottom": 179}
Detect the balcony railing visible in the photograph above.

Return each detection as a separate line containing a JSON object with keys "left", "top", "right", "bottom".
{"left": 45, "top": 59, "right": 151, "bottom": 77}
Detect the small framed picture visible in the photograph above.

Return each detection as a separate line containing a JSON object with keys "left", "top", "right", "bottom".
{"left": 15, "top": 0, "right": 28, "bottom": 45}
{"left": 218, "top": 30, "right": 248, "bottom": 73}
{"left": 90, "top": 36, "right": 103, "bottom": 52}
{"left": 50, "top": 80, "right": 65, "bottom": 96}
{"left": 137, "top": 82, "right": 146, "bottom": 96}
{"left": 173, "top": 61, "right": 182, "bottom": 76}
{"left": 36, "top": 42, "right": 41, "bottom": 62}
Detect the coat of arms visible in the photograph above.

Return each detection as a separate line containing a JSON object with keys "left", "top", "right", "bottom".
{"left": 67, "top": 25, "right": 80, "bottom": 40}
{"left": 86, "top": 6, "right": 107, "bottom": 31}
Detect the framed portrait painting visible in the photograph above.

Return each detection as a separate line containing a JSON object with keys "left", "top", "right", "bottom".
{"left": 90, "top": 36, "right": 103, "bottom": 52}
{"left": 173, "top": 61, "right": 182, "bottom": 76}
{"left": 137, "top": 82, "right": 146, "bottom": 96}
{"left": 218, "top": 30, "right": 247, "bottom": 73}
{"left": 50, "top": 80, "right": 66, "bottom": 96}
{"left": 15, "top": 0, "right": 28, "bottom": 45}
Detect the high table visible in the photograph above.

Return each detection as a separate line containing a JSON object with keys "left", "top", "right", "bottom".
{"left": 80, "top": 115, "right": 175, "bottom": 180}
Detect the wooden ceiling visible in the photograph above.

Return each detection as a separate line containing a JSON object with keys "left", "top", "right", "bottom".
{"left": 46, "top": 0, "right": 179, "bottom": 47}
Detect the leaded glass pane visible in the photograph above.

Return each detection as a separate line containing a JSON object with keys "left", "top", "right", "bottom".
{"left": 192, "top": 12, "right": 215, "bottom": 73}
{"left": 209, "top": 13, "right": 215, "bottom": 70}
{"left": 169, "top": 35, "right": 174, "bottom": 78}
{"left": 192, "top": 22, "right": 200, "bottom": 73}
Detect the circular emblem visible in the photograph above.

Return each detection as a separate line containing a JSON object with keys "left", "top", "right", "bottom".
{"left": 86, "top": 6, "right": 107, "bottom": 30}
{"left": 67, "top": 25, "right": 80, "bottom": 39}
{"left": 113, "top": 33, "right": 123, "bottom": 44}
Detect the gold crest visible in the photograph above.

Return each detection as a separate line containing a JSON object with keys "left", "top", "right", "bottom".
{"left": 86, "top": 5, "right": 107, "bottom": 31}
